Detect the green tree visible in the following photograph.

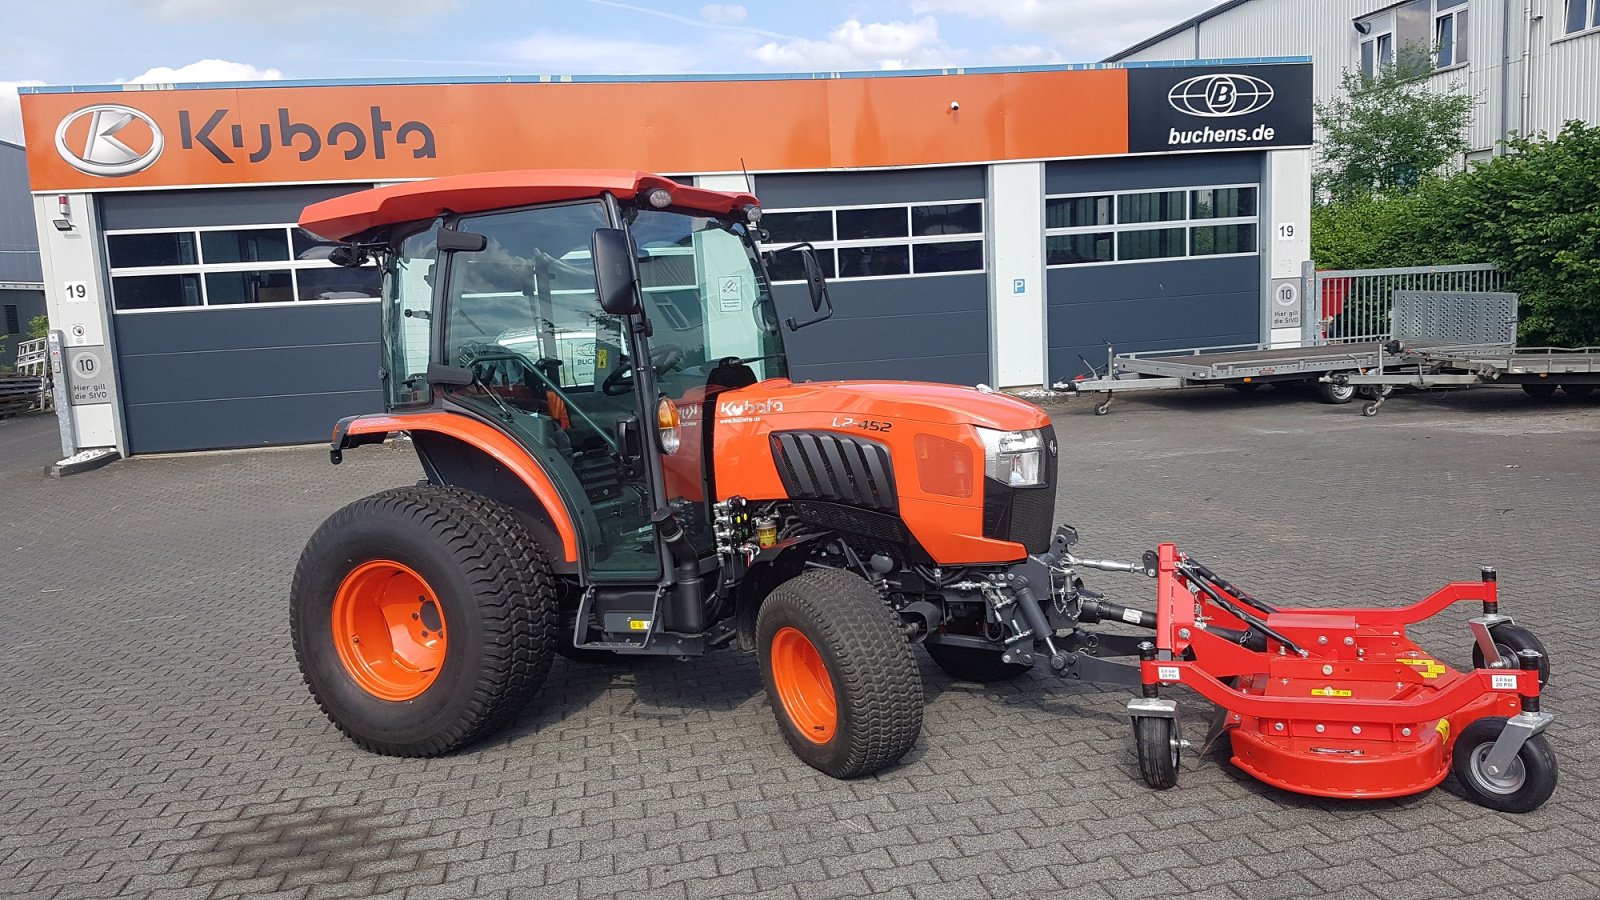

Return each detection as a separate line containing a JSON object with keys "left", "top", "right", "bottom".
{"left": 1314, "top": 52, "right": 1476, "bottom": 199}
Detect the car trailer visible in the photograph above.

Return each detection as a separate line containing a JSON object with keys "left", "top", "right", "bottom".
{"left": 1330, "top": 343, "right": 1600, "bottom": 416}
{"left": 1059, "top": 341, "right": 1412, "bottom": 415}
{"left": 1060, "top": 290, "right": 1522, "bottom": 416}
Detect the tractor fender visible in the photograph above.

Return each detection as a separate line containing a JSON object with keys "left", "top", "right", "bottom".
{"left": 334, "top": 412, "right": 581, "bottom": 567}
{"left": 733, "top": 534, "right": 826, "bottom": 651}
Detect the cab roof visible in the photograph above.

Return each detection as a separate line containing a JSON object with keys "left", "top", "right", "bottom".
{"left": 299, "top": 169, "right": 758, "bottom": 242}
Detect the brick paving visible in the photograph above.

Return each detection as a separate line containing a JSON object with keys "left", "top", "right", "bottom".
{"left": 2, "top": 384, "right": 1597, "bottom": 900}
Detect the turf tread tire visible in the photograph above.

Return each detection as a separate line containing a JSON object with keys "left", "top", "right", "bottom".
{"left": 291, "top": 485, "right": 557, "bottom": 756}
{"left": 757, "top": 568, "right": 922, "bottom": 778}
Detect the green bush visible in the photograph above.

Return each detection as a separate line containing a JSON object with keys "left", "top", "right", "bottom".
{"left": 1312, "top": 121, "right": 1600, "bottom": 347}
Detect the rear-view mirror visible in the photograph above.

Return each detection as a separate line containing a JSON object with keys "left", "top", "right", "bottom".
{"left": 784, "top": 243, "right": 835, "bottom": 331}
{"left": 592, "top": 227, "right": 642, "bottom": 316}
{"left": 436, "top": 228, "right": 487, "bottom": 252}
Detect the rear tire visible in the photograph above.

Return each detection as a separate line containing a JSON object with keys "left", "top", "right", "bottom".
{"left": 1133, "top": 716, "right": 1180, "bottom": 789}
{"left": 925, "top": 642, "right": 1032, "bottom": 682}
{"left": 756, "top": 568, "right": 922, "bottom": 778}
{"left": 1522, "top": 383, "right": 1558, "bottom": 398}
{"left": 1318, "top": 382, "right": 1356, "bottom": 404}
{"left": 1451, "top": 717, "right": 1558, "bottom": 813}
{"left": 291, "top": 486, "right": 557, "bottom": 756}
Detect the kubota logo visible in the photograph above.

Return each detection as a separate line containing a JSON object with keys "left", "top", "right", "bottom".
{"left": 1167, "top": 74, "right": 1274, "bottom": 118}
{"left": 54, "top": 105, "right": 164, "bottom": 176}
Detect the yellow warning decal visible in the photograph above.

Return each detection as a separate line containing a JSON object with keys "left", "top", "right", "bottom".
{"left": 1436, "top": 718, "right": 1451, "bottom": 741}
{"left": 1311, "top": 687, "right": 1353, "bottom": 697}
{"left": 1398, "top": 658, "right": 1447, "bottom": 679}
{"left": 629, "top": 618, "right": 650, "bottom": 631}
{"left": 597, "top": 348, "right": 609, "bottom": 369}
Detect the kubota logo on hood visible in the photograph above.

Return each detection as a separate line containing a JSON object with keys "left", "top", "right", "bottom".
{"left": 54, "top": 105, "right": 165, "bottom": 176}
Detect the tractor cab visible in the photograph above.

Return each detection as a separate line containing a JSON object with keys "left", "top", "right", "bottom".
{"left": 306, "top": 171, "right": 821, "bottom": 588}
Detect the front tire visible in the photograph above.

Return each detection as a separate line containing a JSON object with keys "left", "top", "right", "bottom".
{"left": 1451, "top": 717, "right": 1558, "bottom": 813}
{"left": 291, "top": 486, "right": 557, "bottom": 756}
{"left": 756, "top": 569, "right": 922, "bottom": 778}
{"left": 1133, "top": 716, "right": 1180, "bottom": 789}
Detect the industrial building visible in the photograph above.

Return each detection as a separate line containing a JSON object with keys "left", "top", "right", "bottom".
{"left": 1109, "top": 0, "right": 1600, "bottom": 162}
{"left": 20, "top": 61, "right": 1313, "bottom": 455}
{"left": 1, "top": 141, "right": 45, "bottom": 371}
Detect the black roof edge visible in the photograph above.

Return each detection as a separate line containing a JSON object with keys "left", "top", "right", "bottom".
{"left": 1103, "top": 0, "right": 1257, "bottom": 62}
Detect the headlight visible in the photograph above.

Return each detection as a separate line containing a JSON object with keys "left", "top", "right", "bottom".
{"left": 975, "top": 427, "right": 1045, "bottom": 486}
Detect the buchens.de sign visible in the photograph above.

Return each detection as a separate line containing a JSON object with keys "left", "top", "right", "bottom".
{"left": 1125, "top": 65, "right": 1313, "bottom": 154}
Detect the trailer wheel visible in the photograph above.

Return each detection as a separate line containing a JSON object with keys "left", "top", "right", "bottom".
{"left": 925, "top": 643, "right": 1032, "bottom": 682}
{"left": 1358, "top": 384, "right": 1394, "bottom": 399}
{"left": 1522, "top": 383, "right": 1557, "bottom": 398}
{"left": 1471, "top": 624, "right": 1550, "bottom": 687}
{"left": 291, "top": 486, "right": 557, "bottom": 756}
{"left": 1451, "top": 717, "right": 1558, "bottom": 813}
{"left": 1133, "top": 716, "right": 1180, "bottom": 789}
{"left": 1317, "top": 382, "right": 1356, "bottom": 404}
{"left": 757, "top": 568, "right": 922, "bottom": 778}
{"left": 1560, "top": 384, "right": 1593, "bottom": 399}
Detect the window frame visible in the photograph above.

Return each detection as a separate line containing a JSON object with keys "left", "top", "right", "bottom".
{"left": 1433, "top": 0, "right": 1469, "bottom": 69}
{"left": 761, "top": 199, "right": 986, "bottom": 284}
{"left": 104, "top": 222, "right": 384, "bottom": 314}
{"left": 1557, "top": 0, "right": 1600, "bottom": 39}
{"left": 1044, "top": 183, "right": 1260, "bottom": 269}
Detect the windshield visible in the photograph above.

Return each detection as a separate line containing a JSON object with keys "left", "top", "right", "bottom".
{"left": 624, "top": 207, "right": 787, "bottom": 396}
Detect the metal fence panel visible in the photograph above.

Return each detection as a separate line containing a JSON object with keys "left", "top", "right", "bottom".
{"left": 1301, "top": 264, "right": 1504, "bottom": 345}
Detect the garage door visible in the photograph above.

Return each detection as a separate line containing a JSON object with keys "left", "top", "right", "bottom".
{"left": 756, "top": 168, "right": 992, "bottom": 386}
{"left": 101, "top": 185, "right": 383, "bottom": 453}
{"left": 1044, "top": 154, "right": 1263, "bottom": 384}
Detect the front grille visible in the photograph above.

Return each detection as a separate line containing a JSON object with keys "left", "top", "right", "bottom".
{"left": 982, "top": 434, "right": 1059, "bottom": 553}
{"left": 771, "top": 431, "right": 897, "bottom": 512}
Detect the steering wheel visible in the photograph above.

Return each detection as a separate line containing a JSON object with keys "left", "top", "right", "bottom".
{"left": 603, "top": 344, "right": 685, "bottom": 396}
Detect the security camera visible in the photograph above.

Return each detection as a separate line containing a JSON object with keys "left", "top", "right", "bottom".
{"left": 950, "top": 101, "right": 960, "bottom": 111}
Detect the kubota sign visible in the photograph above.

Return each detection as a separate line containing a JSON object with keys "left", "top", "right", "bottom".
{"left": 20, "top": 64, "right": 1310, "bottom": 192}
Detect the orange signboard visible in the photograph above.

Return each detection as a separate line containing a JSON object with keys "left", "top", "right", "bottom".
{"left": 20, "top": 70, "right": 1130, "bottom": 192}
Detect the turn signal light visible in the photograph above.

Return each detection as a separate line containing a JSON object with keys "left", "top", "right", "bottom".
{"left": 914, "top": 434, "right": 974, "bottom": 498}
{"left": 658, "top": 396, "right": 681, "bottom": 454}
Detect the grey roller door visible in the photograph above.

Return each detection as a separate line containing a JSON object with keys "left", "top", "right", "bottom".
{"left": 1044, "top": 154, "right": 1263, "bottom": 384}
{"left": 113, "top": 304, "right": 381, "bottom": 453}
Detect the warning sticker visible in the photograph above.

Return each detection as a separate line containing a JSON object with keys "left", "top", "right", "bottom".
{"left": 1398, "top": 658, "right": 1447, "bottom": 679}
{"left": 1311, "top": 687, "right": 1353, "bottom": 697}
{"left": 1435, "top": 719, "right": 1451, "bottom": 741}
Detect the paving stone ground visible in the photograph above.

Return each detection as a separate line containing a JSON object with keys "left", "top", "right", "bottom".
{"left": 2, "top": 383, "right": 1597, "bottom": 900}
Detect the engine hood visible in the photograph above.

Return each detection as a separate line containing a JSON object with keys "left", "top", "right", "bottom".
{"left": 715, "top": 379, "right": 1051, "bottom": 432}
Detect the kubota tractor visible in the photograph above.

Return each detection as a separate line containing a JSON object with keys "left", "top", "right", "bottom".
{"left": 290, "top": 171, "right": 1558, "bottom": 809}
{"left": 290, "top": 169, "right": 1065, "bottom": 778}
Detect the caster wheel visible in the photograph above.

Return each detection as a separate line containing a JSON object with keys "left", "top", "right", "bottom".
{"left": 1471, "top": 623, "right": 1550, "bottom": 686}
{"left": 1451, "top": 717, "right": 1558, "bottom": 813}
{"left": 1133, "top": 716, "right": 1180, "bottom": 789}
{"left": 1095, "top": 401, "right": 1112, "bottom": 416}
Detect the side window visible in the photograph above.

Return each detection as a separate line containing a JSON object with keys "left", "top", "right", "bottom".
{"left": 385, "top": 227, "right": 438, "bottom": 407}
{"left": 447, "top": 202, "right": 611, "bottom": 389}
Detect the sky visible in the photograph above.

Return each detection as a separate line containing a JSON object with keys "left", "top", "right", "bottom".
{"left": 0, "top": 0, "right": 1223, "bottom": 145}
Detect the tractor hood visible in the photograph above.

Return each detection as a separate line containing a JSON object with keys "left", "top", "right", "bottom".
{"left": 713, "top": 379, "right": 1051, "bottom": 432}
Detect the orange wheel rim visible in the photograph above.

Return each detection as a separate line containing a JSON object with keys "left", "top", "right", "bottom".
{"left": 770, "top": 627, "right": 837, "bottom": 744}
{"left": 331, "top": 560, "right": 447, "bottom": 701}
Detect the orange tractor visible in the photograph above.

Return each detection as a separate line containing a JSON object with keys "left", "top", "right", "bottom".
{"left": 291, "top": 170, "right": 1556, "bottom": 809}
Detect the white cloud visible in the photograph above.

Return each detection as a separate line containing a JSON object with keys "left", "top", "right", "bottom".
{"left": 507, "top": 33, "right": 703, "bottom": 74}
{"left": 700, "top": 4, "right": 747, "bottom": 24}
{"left": 912, "top": 0, "right": 1219, "bottom": 60}
{"left": 149, "top": 0, "right": 457, "bottom": 21}
{"left": 123, "top": 59, "right": 286, "bottom": 84}
{"left": 990, "top": 44, "right": 1065, "bottom": 66}
{"left": 0, "top": 80, "right": 46, "bottom": 145}
{"left": 752, "top": 17, "right": 962, "bottom": 71}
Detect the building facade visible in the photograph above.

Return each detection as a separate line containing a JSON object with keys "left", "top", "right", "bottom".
{"left": 20, "top": 61, "right": 1313, "bottom": 456}
{"left": 1, "top": 141, "right": 46, "bottom": 371}
{"left": 1109, "top": 0, "right": 1600, "bottom": 162}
